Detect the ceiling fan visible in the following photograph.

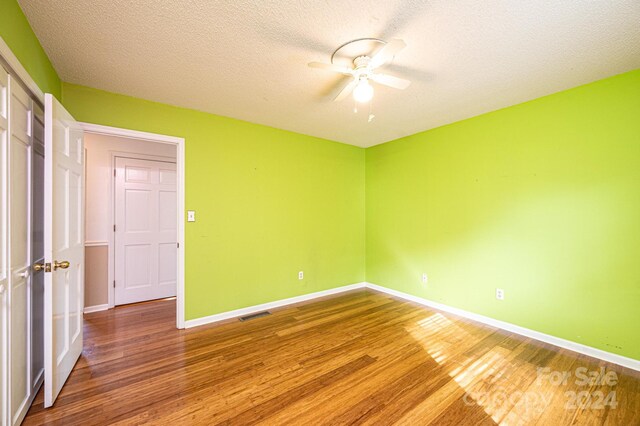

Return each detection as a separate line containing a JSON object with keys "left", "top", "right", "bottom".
{"left": 308, "top": 38, "right": 411, "bottom": 103}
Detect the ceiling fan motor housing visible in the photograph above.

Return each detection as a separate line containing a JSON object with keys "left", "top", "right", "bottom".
{"left": 354, "top": 56, "right": 371, "bottom": 74}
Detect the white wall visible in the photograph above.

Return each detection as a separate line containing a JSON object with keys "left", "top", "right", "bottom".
{"left": 85, "top": 133, "right": 176, "bottom": 244}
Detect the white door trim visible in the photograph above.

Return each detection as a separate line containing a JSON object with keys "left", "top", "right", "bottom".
{"left": 0, "top": 64, "right": 9, "bottom": 426}
{"left": 79, "top": 122, "right": 186, "bottom": 329}
{"left": 0, "top": 36, "right": 45, "bottom": 104}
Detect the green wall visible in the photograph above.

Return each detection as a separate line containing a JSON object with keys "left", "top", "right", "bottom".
{"left": 62, "top": 83, "right": 365, "bottom": 320}
{"left": 1, "top": 0, "right": 366, "bottom": 322}
{"left": 0, "top": 0, "right": 61, "bottom": 98}
{"left": 366, "top": 70, "right": 640, "bottom": 360}
{"left": 3, "top": 0, "right": 638, "bottom": 359}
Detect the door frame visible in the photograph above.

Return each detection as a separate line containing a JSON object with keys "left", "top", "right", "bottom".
{"left": 79, "top": 123, "right": 186, "bottom": 329}
{"left": 0, "top": 37, "right": 44, "bottom": 104}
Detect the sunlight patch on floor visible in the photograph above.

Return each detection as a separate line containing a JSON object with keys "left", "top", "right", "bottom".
{"left": 407, "top": 312, "right": 536, "bottom": 425}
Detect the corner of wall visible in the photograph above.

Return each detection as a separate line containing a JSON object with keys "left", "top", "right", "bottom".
{"left": 0, "top": 0, "right": 62, "bottom": 98}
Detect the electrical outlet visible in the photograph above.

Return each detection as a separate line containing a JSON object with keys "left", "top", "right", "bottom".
{"left": 496, "top": 288, "right": 505, "bottom": 300}
{"left": 421, "top": 273, "right": 428, "bottom": 284}
{"left": 298, "top": 271, "right": 304, "bottom": 280}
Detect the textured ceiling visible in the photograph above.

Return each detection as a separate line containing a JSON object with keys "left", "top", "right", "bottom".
{"left": 18, "top": 0, "right": 640, "bottom": 147}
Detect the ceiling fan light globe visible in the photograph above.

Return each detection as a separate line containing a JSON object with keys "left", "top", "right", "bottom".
{"left": 353, "top": 79, "right": 374, "bottom": 103}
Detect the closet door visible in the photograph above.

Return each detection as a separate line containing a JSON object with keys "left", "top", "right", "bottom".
{"left": 9, "top": 78, "right": 33, "bottom": 425}
{"left": 0, "top": 65, "right": 9, "bottom": 426}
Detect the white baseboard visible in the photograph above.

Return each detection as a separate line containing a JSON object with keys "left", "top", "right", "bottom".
{"left": 185, "top": 282, "right": 367, "bottom": 328}
{"left": 365, "top": 282, "right": 640, "bottom": 372}
{"left": 180, "top": 280, "right": 638, "bottom": 371}
{"left": 84, "top": 304, "right": 110, "bottom": 314}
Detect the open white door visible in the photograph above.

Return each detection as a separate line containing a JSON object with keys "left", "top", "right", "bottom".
{"left": 42, "top": 94, "right": 84, "bottom": 407}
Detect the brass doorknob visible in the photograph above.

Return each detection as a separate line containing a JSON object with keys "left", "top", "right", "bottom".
{"left": 54, "top": 260, "right": 70, "bottom": 270}
{"left": 34, "top": 262, "right": 51, "bottom": 272}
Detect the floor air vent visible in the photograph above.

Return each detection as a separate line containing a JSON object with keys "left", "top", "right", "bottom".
{"left": 239, "top": 311, "right": 271, "bottom": 322}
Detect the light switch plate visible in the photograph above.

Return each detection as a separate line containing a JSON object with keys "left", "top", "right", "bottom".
{"left": 187, "top": 210, "right": 196, "bottom": 222}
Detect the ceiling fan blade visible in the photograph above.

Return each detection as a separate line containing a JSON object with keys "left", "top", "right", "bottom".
{"left": 308, "top": 62, "right": 353, "bottom": 75}
{"left": 371, "top": 73, "right": 411, "bottom": 90}
{"left": 369, "top": 39, "right": 407, "bottom": 69}
{"left": 334, "top": 79, "right": 357, "bottom": 102}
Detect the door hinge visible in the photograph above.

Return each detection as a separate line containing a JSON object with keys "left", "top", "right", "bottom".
{"left": 113, "top": 224, "right": 116, "bottom": 232}
{"left": 27, "top": 110, "right": 32, "bottom": 137}
{"left": 114, "top": 168, "right": 116, "bottom": 177}
{"left": 113, "top": 280, "right": 116, "bottom": 288}
{"left": 177, "top": 242, "right": 179, "bottom": 248}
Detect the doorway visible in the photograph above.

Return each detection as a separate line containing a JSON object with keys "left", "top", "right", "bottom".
{"left": 81, "top": 124, "right": 185, "bottom": 328}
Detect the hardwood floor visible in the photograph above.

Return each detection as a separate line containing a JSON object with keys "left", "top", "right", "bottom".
{"left": 24, "top": 289, "right": 639, "bottom": 425}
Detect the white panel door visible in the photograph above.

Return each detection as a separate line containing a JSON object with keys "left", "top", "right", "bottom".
{"left": 8, "top": 79, "right": 32, "bottom": 426}
{"left": 115, "top": 157, "right": 176, "bottom": 305}
{"left": 0, "top": 65, "right": 9, "bottom": 426}
{"left": 43, "top": 94, "right": 84, "bottom": 408}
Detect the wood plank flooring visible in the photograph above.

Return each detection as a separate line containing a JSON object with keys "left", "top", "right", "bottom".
{"left": 23, "top": 289, "right": 639, "bottom": 425}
